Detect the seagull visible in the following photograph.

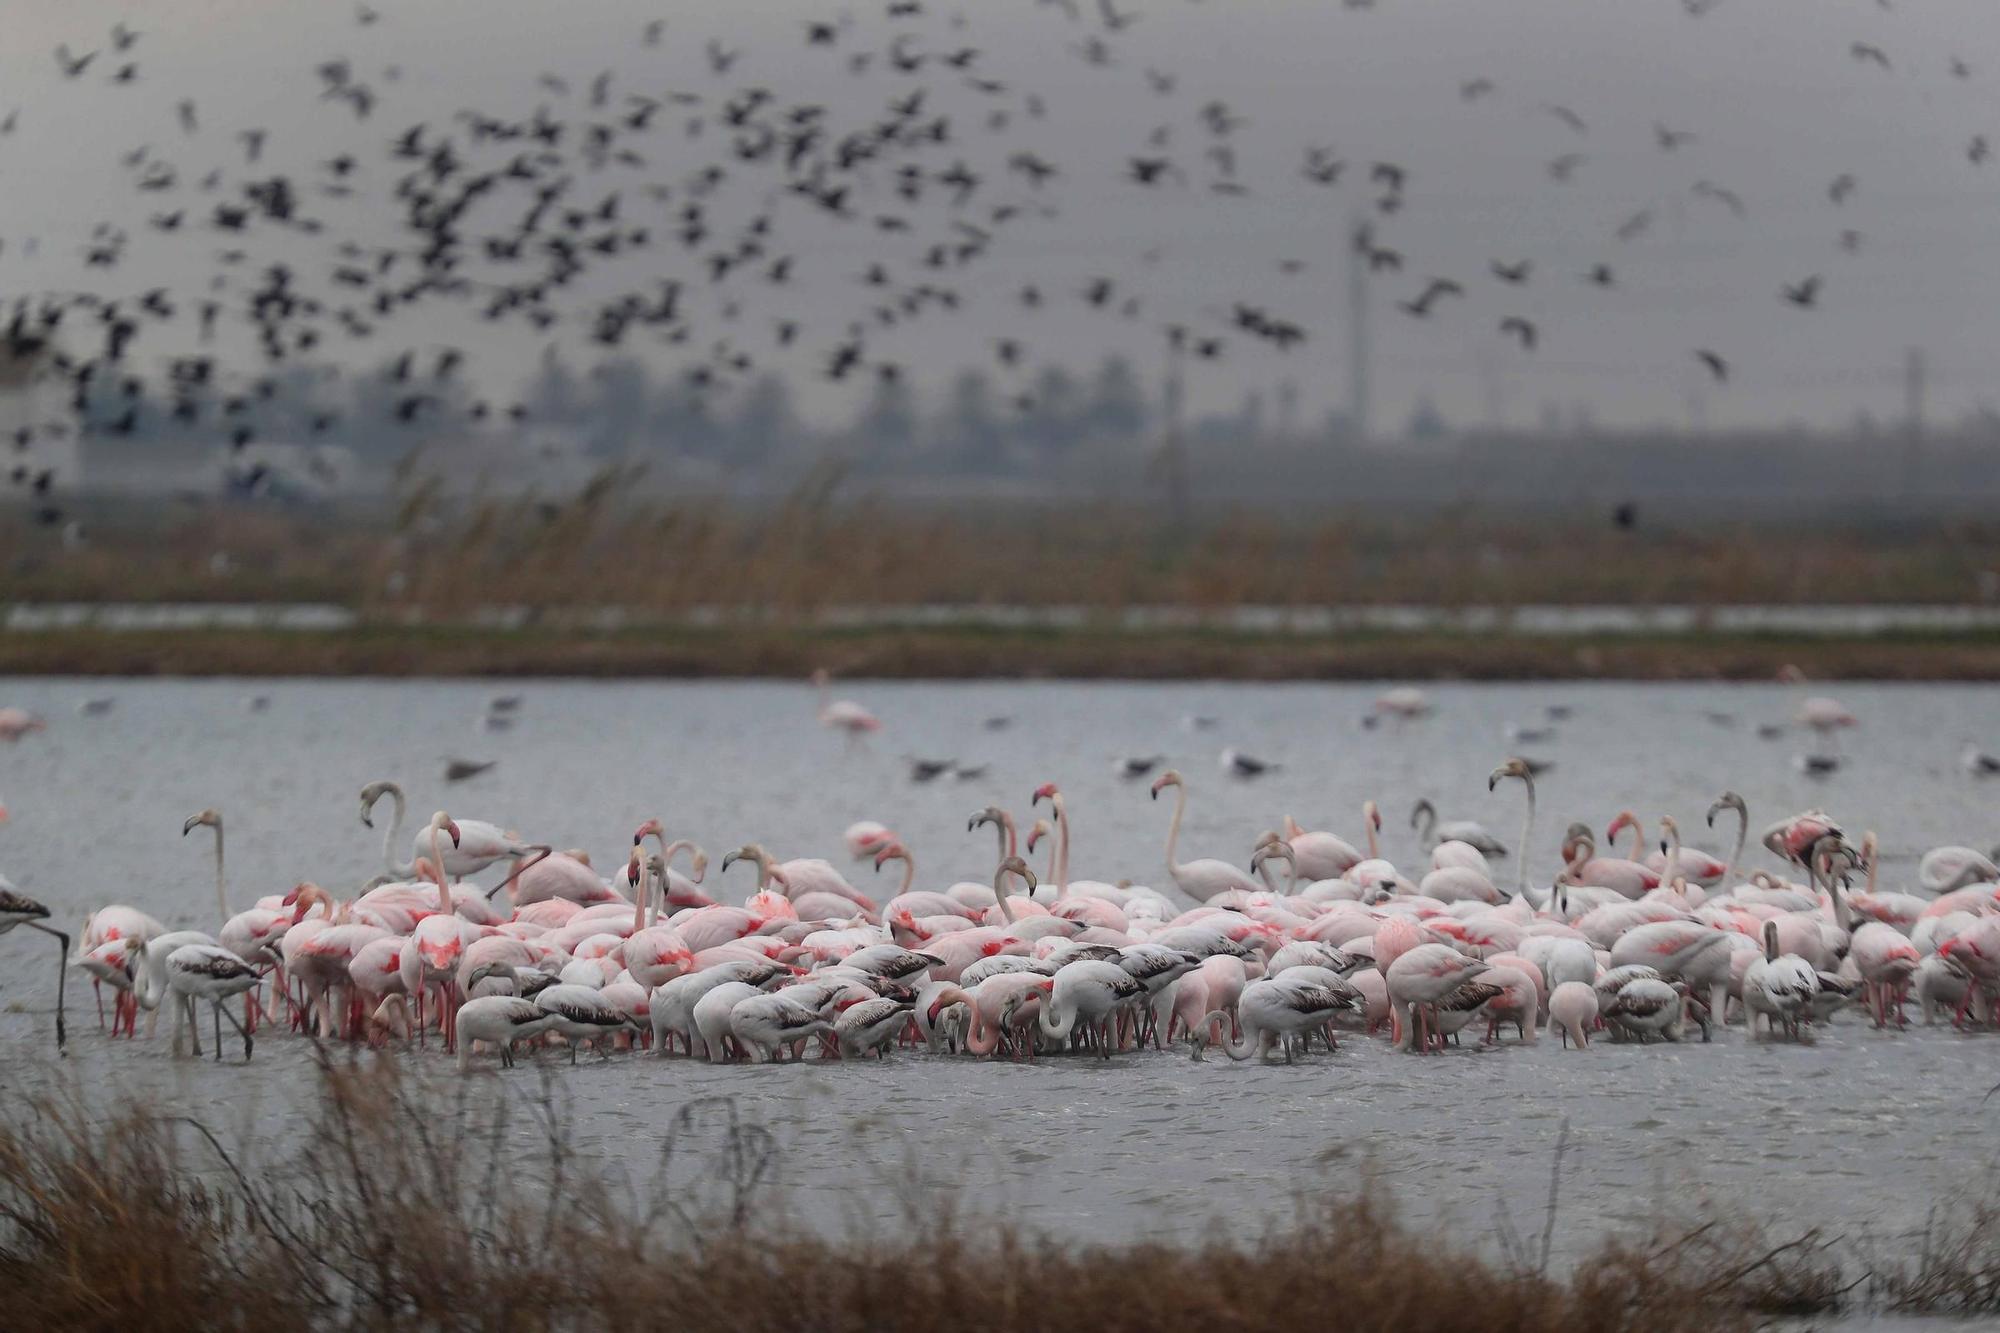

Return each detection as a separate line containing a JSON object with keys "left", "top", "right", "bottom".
{"left": 1756, "top": 723, "right": 1789, "bottom": 740}
{"left": 1962, "top": 744, "right": 2000, "bottom": 777}
{"left": 951, "top": 763, "right": 990, "bottom": 782}
{"left": 1181, "top": 714, "right": 1220, "bottom": 732}
{"left": 1220, "top": 749, "right": 1278, "bottom": 778}
{"left": 908, "top": 758, "right": 956, "bottom": 784}
{"left": 1795, "top": 754, "right": 1841, "bottom": 777}
{"left": 1695, "top": 350, "right": 1729, "bottom": 382}
{"left": 1505, "top": 723, "right": 1555, "bottom": 744}
{"left": 982, "top": 716, "right": 1012, "bottom": 731}
{"left": 444, "top": 758, "right": 497, "bottom": 782}
{"left": 488, "top": 694, "right": 523, "bottom": 713}
{"left": 244, "top": 694, "right": 271, "bottom": 713}
{"left": 1545, "top": 705, "right": 1573, "bottom": 721}
{"left": 1113, "top": 755, "right": 1167, "bottom": 780}
{"left": 77, "top": 697, "right": 116, "bottom": 716}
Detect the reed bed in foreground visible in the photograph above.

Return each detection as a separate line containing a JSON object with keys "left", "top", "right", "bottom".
{"left": 3, "top": 1057, "right": 1982, "bottom": 1332}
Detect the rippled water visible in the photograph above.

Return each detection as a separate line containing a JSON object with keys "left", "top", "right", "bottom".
{"left": 2, "top": 678, "right": 1997, "bottom": 1256}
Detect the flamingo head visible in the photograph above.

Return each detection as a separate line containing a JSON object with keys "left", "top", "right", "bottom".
{"left": 999, "top": 855, "right": 1036, "bottom": 884}
{"left": 967, "top": 805, "right": 1007, "bottom": 835}
{"left": 872, "top": 841, "right": 910, "bottom": 872}
{"left": 1606, "top": 810, "right": 1637, "bottom": 842}
{"left": 1032, "top": 782, "right": 1061, "bottom": 807}
{"left": 358, "top": 781, "right": 396, "bottom": 827}
{"left": 424, "top": 938, "right": 461, "bottom": 971}
{"left": 623, "top": 847, "right": 644, "bottom": 888}
{"left": 427, "top": 812, "right": 462, "bottom": 848}
{"left": 687, "top": 848, "right": 709, "bottom": 884}
{"left": 182, "top": 808, "right": 221, "bottom": 836}
{"left": 1706, "top": 791, "right": 1746, "bottom": 827}
{"left": 285, "top": 882, "right": 325, "bottom": 923}
{"left": 1488, "top": 758, "right": 1532, "bottom": 791}
{"left": 721, "top": 844, "right": 763, "bottom": 875}
{"left": 632, "top": 817, "right": 664, "bottom": 845}
{"left": 1148, "top": 771, "right": 1183, "bottom": 800}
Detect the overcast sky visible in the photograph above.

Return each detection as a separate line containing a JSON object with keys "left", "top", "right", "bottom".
{"left": 5, "top": 0, "right": 1999, "bottom": 435}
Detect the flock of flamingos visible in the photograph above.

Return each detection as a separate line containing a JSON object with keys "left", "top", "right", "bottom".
{"left": 3, "top": 684, "right": 1999, "bottom": 1070}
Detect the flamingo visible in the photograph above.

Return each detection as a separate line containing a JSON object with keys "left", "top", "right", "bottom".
{"left": 1547, "top": 981, "right": 1598, "bottom": 1050}
{"left": 455, "top": 994, "right": 561, "bottom": 1070}
{"left": 1386, "top": 943, "right": 1491, "bottom": 1053}
{"left": 360, "top": 779, "right": 531, "bottom": 881}
{"left": 1038, "top": 960, "right": 1146, "bottom": 1057}
{"left": 1411, "top": 798, "right": 1507, "bottom": 858}
{"left": 1150, "top": 770, "right": 1260, "bottom": 903}
{"left": 1487, "top": 759, "right": 1538, "bottom": 898}
{"left": 813, "top": 667, "right": 881, "bottom": 744}
{"left": 1705, "top": 792, "right": 1750, "bottom": 887}
{"left": 184, "top": 808, "right": 289, "bottom": 1031}
{"left": 1188, "top": 974, "right": 1353, "bottom": 1063}
{"left": 0, "top": 876, "right": 69, "bottom": 1050}
{"left": 1742, "top": 920, "right": 1819, "bottom": 1039}
{"left": 1277, "top": 812, "right": 1365, "bottom": 880}
{"left": 155, "top": 942, "right": 259, "bottom": 1061}
{"left": 534, "top": 983, "right": 639, "bottom": 1061}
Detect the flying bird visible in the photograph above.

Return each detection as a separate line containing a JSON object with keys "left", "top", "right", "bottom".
{"left": 1694, "top": 349, "right": 1729, "bottom": 382}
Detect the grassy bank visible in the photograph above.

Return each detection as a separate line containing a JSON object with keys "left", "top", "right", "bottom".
{"left": 15, "top": 1058, "right": 1987, "bottom": 1332}
{"left": 4, "top": 624, "right": 2000, "bottom": 679}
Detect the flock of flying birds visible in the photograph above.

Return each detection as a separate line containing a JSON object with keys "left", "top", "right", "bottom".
{"left": 1, "top": 0, "right": 1993, "bottom": 524}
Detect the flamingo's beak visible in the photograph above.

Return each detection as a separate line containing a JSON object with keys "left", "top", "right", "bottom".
{"left": 1032, "top": 782, "right": 1057, "bottom": 806}
{"left": 446, "top": 820, "right": 462, "bottom": 847}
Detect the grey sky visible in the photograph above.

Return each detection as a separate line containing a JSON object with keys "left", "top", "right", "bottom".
{"left": 4, "top": 0, "right": 1998, "bottom": 434}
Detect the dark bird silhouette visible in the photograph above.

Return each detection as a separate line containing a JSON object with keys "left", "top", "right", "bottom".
{"left": 1220, "top": 749, "right": 1277, "bottom": 779}
{"left": 1542, "top": 104, "right": 1588, "bottom": 134}
{"left": 1585, "top": 263, "right": 1615, "bottom": 287}
{"left": 1114, "top": 755, "right": 1166, "bottom": 779}
{"left": 1499, "top": 316, "right": 1537, "bottom": 351}
{"left": 1490, "top": 260, "right": 1532, "bottom": 284}
{"left": 1695, "top": 349, "right": 1729, "bottom": 382}
{"left": 1828, "top": 173, "right": 1856, "bottom": 204}
{"left": 1654, "top": 122, "right": 1696, "bottom": 151}
{"left": 444, "top": 758, "right": 497, "bottom": 783}
{"left": 1398, "top": 278, "right": 1464, "bottom": 318}
{"left": 55, "top": 45, "right": 96, "bottom": 78}
{"left": 1548, "top": 153, "right": 1585, "bottom": 182}
{"left": 1692, "top": 180, "right": 1745, "bottom": 217}
{"left": 1612, "top": 501, "right": 1638, "bottom": 530}
{"left": 1781, "top": 275, "right": 1821, "bottom": 308}
{"left": 1460, "top": 78, "right": 1494, "bottom": 100}
{"left": 1849, "top": 42, "right": 1890, "bottom": 70}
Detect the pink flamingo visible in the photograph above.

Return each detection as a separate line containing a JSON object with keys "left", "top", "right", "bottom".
{"left": 1150, "top": 770, "right": 1261, "bottom": 902}
{"left": 813, "top": 668, "right": 880, "bottom": 744}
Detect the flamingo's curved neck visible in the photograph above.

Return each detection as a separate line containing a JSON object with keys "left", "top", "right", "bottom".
{"left": 1723, "top": 807, "right": 1748, "bottom": 887}
{"left": 1659, "top": 822, "right": 1682, "bottom": 889}
{"left": 1514, "top": 780, "right": 1536, "bottom": 897}
{"left": 1052, "top": 794, "right": 1072, "bottom": 893}
{"left": 1413, "top": 801, "right": 1436, "bottom": 848}
{"left": 1621, "top": 814, "right": 1644, "bottom": 862}
{"left": 895, "top": 853, "right": 914, "bottom": 899}
{"left": 1162, "top": 784, "right": 1188, "bottom": 879}
{"left": 631, "top": 859, "right": 648, "bottom": 936}
{"left": 376, "top": 782, "right": 410, "bottom": 877}
{"left": 995, "top": 812, "right": 1017, "bottom": 861}
{"left": 1364, "top": 804, "right": 1380, "bottom": 860}
{"left": 1038, "top": 993, "right": 1077, "bottom": 1042}
{"left": 1204, "top": 1008, "right": 1258, "bottom": 1060}
{"left": 428, "top": 820, "right": 453, "bottom": 915}
{"left": 992, "top": 863, "right": 1019, "bottom": 925}
{"left": 1863, "top": 836, "right": 1878, "bottom": 897}
{"left": 207, "top": 820, "right": 230, "bottom": 920}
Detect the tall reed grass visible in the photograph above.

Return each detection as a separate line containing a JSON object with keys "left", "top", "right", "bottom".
{"left": 4, "top": 1055, "right": 1986, "bottom": 1331}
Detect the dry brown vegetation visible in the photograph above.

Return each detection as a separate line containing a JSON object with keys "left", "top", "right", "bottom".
{"left": 5, "top": 480, "right": 1999, "bottom": 613}
{"left": 1, "top": 1058, "right": 1986, "bottom": 1332}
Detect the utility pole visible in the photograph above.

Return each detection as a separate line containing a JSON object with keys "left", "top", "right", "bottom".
{"left": 1903, "top": 345, "right": 1925, "bottom": 498}
{"left": 1347, "top": 215, "right": 1370, "bottom": 445}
